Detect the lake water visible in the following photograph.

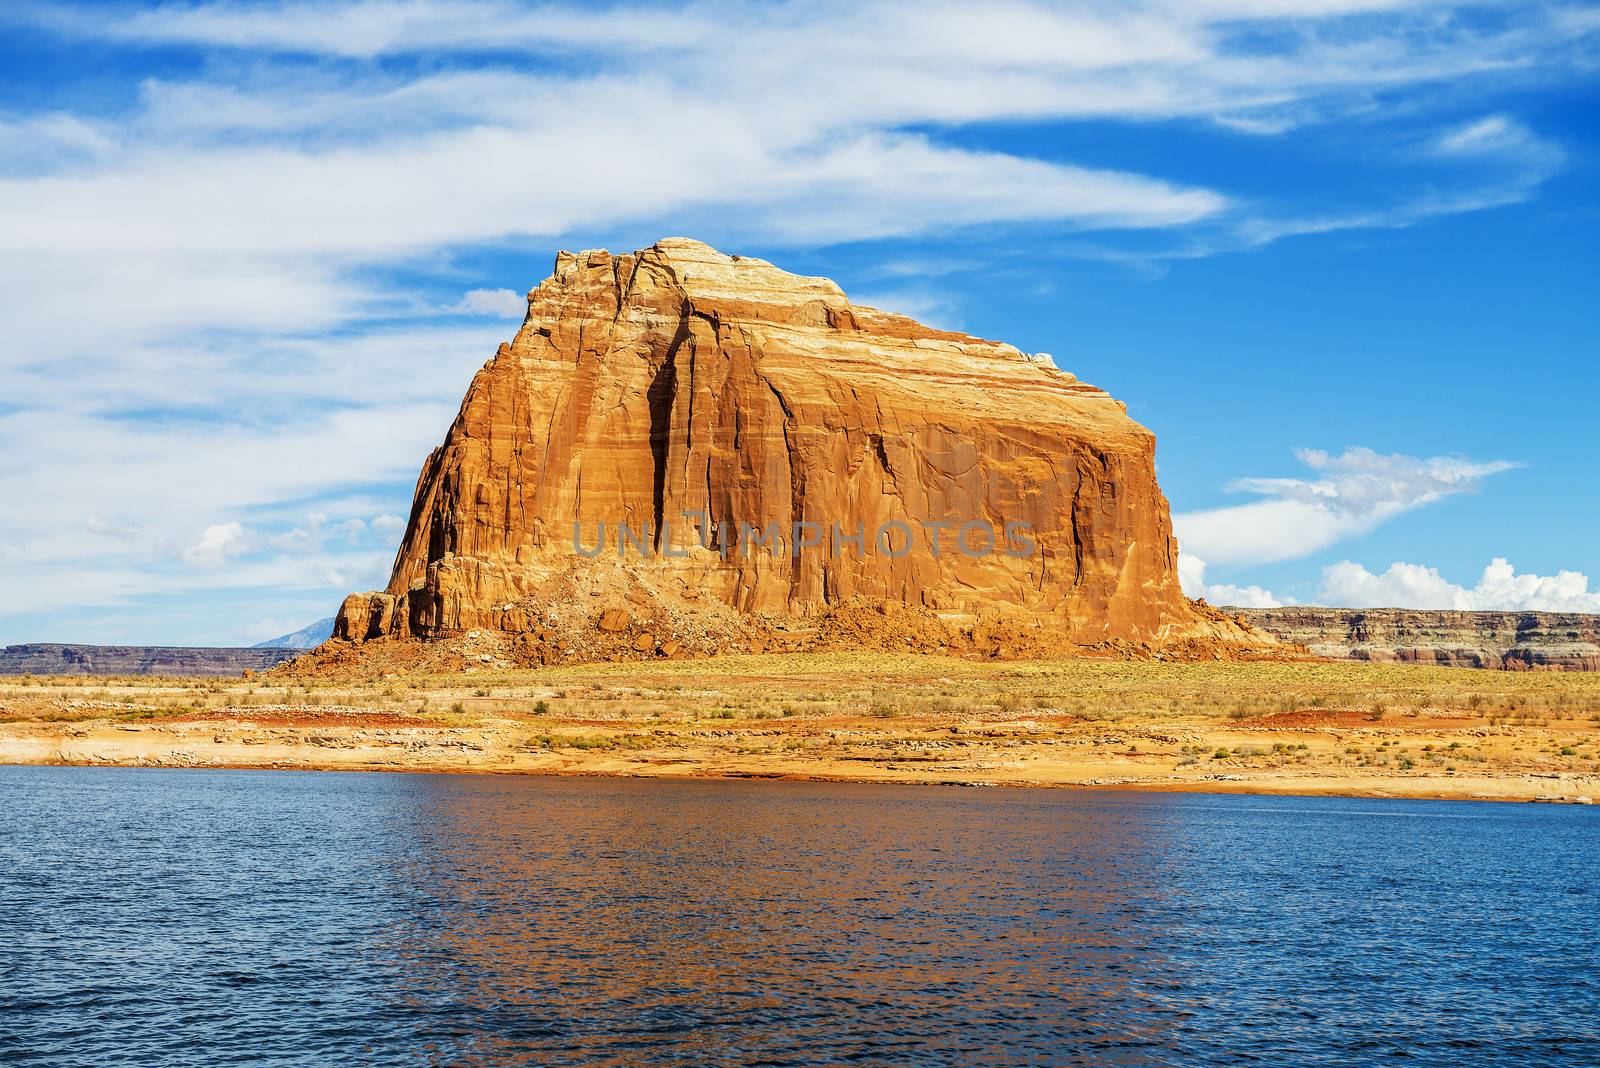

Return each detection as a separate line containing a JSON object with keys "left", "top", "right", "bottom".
{"left": 1, "top": 767, "right": 1596, "bottom": 1066}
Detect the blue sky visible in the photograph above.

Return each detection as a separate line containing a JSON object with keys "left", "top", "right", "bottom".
{"left": 1, "top": 0, "right": 1597, "bottom": 645}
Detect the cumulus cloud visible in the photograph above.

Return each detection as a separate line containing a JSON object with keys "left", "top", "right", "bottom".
{"left": 1175, "top": 447, "right": 1517, "bottom": 567}
{"left": 370, "top": 513, "right": 406, "bottom": 534}
{"left": 1320, "top": 558, "right": 1600, "bottom": 612}
{"left": 182, "top": 522, "right": 250, "bottom": 568}
{"left": 1178, "top": 553, "right": 1290, "bottom": 608}
{"left": 452, "top": 288, "right": 526, "bottom": 317}
{"left": 269, "top": 512, "right": 370, "bottom": 553}
{"left": 1180, "top": 552, "right": 1600, "bottom": 613}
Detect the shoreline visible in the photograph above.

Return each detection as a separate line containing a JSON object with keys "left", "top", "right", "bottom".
{"left": 4, "top": 752, "right": 1594, "bottom": 805}
{"left": 4, "top": 715, "right": 1595, "bottom": 806}
{"left": 4, "top": 652, "right": 1598, "bottom": 805}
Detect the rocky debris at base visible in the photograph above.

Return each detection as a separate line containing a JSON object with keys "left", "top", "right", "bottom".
{"left": 283, "top": 593, "right": 1294, "bottom": 679}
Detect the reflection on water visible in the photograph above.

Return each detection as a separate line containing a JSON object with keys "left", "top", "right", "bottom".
{"left": 2, "top": 768, "right": 1596, "bottom": 1066}
{"left": 385, "top": 777, "right": 1179, "bottom": 1065}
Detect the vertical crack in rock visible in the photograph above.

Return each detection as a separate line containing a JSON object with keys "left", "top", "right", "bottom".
{"left": 647, "top": 318, "right": 688, "bottom": 551}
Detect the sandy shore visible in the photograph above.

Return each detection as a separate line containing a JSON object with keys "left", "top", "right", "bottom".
{"left": 3, "top": 653, "right": 1598, "bottom": 803}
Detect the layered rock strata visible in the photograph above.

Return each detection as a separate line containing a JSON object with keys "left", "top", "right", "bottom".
{"left": 1231, "top": 608, "right": 1600, "bottom": 671}
{"left": 336, "top": 238, "right": 1256, "bottom": 659}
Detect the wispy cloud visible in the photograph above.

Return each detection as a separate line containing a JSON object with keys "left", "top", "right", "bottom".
{"left": 1176, "top": 447, "right": 1518, "bottom": 567}
{"left": 1170, "top": 447, "right": 1580, "bottom": 610}
{"left": 1, "top": 0, "right": 1595, "bottom": 641}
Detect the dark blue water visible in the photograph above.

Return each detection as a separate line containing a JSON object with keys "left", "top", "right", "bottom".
{"left": 1, "top": 768, "right": 1595, "bottom": 1066}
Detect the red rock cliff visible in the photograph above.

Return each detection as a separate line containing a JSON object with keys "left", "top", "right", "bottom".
{"left": 336, "top": 238, "right": 1222, "bottom": 650}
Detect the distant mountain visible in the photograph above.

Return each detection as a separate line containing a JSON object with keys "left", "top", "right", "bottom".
{"left": 252, "top": 617, "right": 336, "bottom": 649}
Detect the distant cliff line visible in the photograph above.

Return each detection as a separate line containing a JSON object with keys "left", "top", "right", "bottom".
{"left": 15, "top": 606, "right": 1598, "bottom": 676}
{"left": 1228, "top": 607, "right": 1600, "bottom": 671}
{"left": 0, "top": 644, "right": 300, "bottom": 678}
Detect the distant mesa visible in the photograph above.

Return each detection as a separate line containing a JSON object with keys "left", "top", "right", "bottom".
{"left": 0, "top": 618, "right": 332, "bottom": 677}
{"left": 0, "top": 644, "right": 298, "bottom": 677}
{"left": 1232, "top": 607, "right": 1600, "bottom": 672}
{"left": 326, "top": 238, "right": 1267, "bottom": 668}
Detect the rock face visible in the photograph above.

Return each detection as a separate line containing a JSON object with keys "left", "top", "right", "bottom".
{"left": 1231, "top": 608, "right": 1600, "bottom": 671}
{"left": 337, "top": 238, "right": 1240, "bottom": 656}
{"left": 0, "top": 644, "right": 299, "bottom": 677}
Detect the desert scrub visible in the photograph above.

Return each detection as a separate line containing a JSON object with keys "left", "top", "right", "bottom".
{"left": 115, "top": 708, "right": 163, "bottom": 720}
{"left": 529, "top": 732, "right": 628, "bottom": 751}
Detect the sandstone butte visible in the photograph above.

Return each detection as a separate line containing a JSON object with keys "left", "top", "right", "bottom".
{"left": 330, "top": 238, "right": 1265, "bottom": 668}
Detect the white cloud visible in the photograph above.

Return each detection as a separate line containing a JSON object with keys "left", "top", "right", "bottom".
{"left": 1320, "top": 557, "right": 1600, "bottom": 612}
{"left": 77, "top": 0, "right": 712, "bottom": 58}
{"left": 452, "top": 288, "right": 526, "bottom": 317}
{"left": 182, "top": 522, "right": 250, "bottom": 568}
{"left": 1175, "top": 447, "right": 1517, "bottom": 566}
{"left": 1434, "top": 115, "right": 1558, "bottom": 165}
{"left": 238, "top": 616, "right": 297, "bottom": 643}
{"left": 371, "top": 513, "right": 406, "bottom": 534}
{"left": 0, "top": 0, "right": 1592, "bottom": 641}
{"left": 1178, "top": 552, "right": 1290, "bottom": 608}
{"left": 0, "top": 112, "right": 115, "bottom": 171}
{"left": 0, "top": 4, "right": 1579, "bottom": 361}
{"left": 1191, "top": 113, "right": 1571, "bottom": 254}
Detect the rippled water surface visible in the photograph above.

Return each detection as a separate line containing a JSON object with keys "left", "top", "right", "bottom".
{"left": 2, "top": 768, "right": 1596, "bottom": 1066}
